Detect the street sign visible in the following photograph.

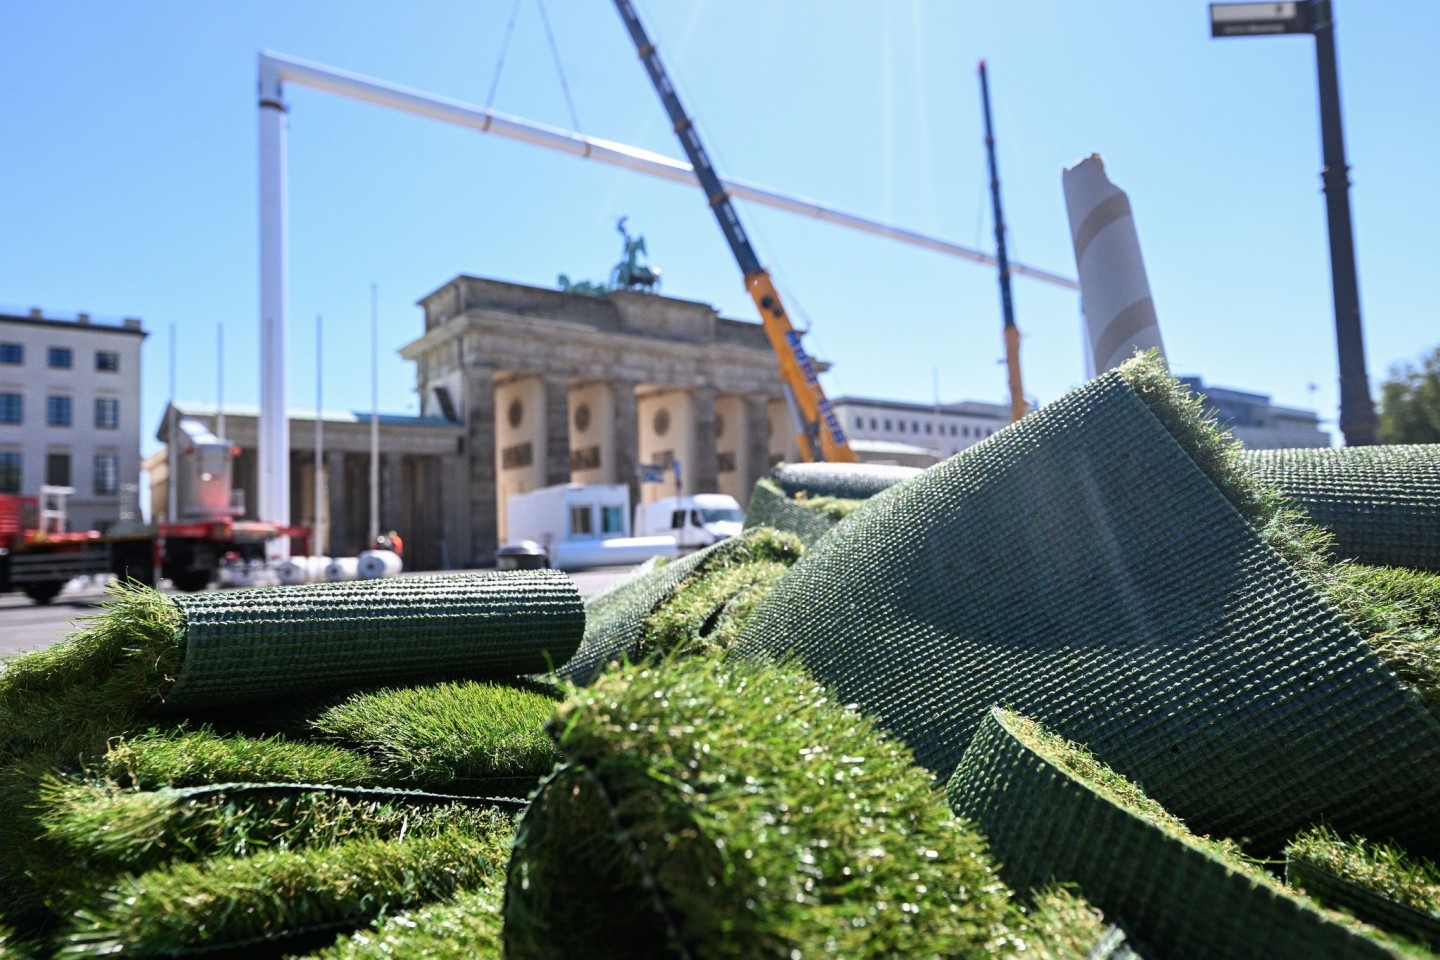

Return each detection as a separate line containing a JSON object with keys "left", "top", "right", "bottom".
{"left": 1209, "top": 2, "right": 1314, "bottom": 37}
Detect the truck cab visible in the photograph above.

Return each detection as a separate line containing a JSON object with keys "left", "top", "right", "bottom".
{"left": 634, "top": 494, "right": 744, "bottom": 550}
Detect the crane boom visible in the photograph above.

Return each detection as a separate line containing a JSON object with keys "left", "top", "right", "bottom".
{"left": 979, "top": 60, "right": 1027, "bottom": 425}
{"left": 612, "top": 0, "right": 856, "bottom": 463}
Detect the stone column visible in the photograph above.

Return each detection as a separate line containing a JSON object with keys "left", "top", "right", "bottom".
{"left": 611, "top": 380, "right": 639, "bottom": 510}
{"left": 324, "top": 449, "right": 346, "bottom": 556}
{"left": 543, "top": 374, "right": 571, "bottom": 487}
{"left": 381, "top": 451, "right": 404, "bottom": 540}
{"left": 690, "top": 386, "right": 718, "bottom": 496}
{"left": 742, "top": 396, "right": 771, "bottom": 509}
{"left": 464, "top": 365, "right": 498, "bottom": 566}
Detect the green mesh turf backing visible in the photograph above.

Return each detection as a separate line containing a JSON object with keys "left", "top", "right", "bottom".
{"left": 948, "top": 709, "right": 1394, "bottom": 960}
{"left": 767, "top": 462, "right": 922, "bottom": 499}
{"left": 741, "top": 479, "right": 846, "bottom": 546}
{"left": 736, "top": 369, "right": 1440, "bottom": 856}
{"left": 1243, "top": 445, "right": 1440, "bottom": 571}
{"left": 557, "top": 540, "right": 733, "bottom": 686}
{"left": 163, "top": 572, "right": 583, "bottom": 711}
{"left": 1286, "top": 856, "right": 1440, "bottom": 950}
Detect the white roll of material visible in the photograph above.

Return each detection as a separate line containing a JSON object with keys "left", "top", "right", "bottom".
{"left": 357, "top": 549, "right": 403, "bottom": 580}
{"left": 323, "top": 557, "right": 362, "bottom": 582}
{"left": 277, "top": 556, "right": 331, "bottom": 585}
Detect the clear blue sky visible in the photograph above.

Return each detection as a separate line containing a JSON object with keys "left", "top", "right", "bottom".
{"left": 3, "top": 1, "right": 1436, "bottom": 459}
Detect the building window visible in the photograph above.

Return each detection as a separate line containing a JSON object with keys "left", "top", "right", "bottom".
{"left": 883, "top": 419, "right": 891, "bottom": 431}
{"left": 48, "top": 347, "right": 73, "bottom": 369}
{"left": 0, "top": 451, "right": 20, "bottom": 493}
{"left": 869, "top": 418, "right": 877, "bottom": 429}
{"left": 95, "top": 397, "right": 119, "bottom": 429}
{"left": 46, "top": 452, "right": 71, "bottom": 487}
{"left": 925, "top": 423, "right": 933, "bottom": 435}
{"left": 47, "top": 395, "right": 72, "bottom": 427}
{"left": 963, "top": 426, "right": 971, "bottom": 438}
{"left": 569, "top": 505, "right": 593, "bottom": 537}
{"left": 853, "top": 416, "right": 863, "bottom": 430}
{"left": 0, "top": 343, "right": 21, "bottom": 365}
{"left": 897, "top": 421, "right": 905, "bottom": 433}
{"left": 950, "top": 425, "right": 957, "bottom": 436}
{"left": 0, "top": 393, "right": 21, "bottom": 424}
{"left": 96, "top": 350, "right": 120, "bottom": 372}
{"left": 94, "top": 454, "right": 119, "bottom": 495}
{"left": 601, "top": 505, "right": 624, "bottom": 534}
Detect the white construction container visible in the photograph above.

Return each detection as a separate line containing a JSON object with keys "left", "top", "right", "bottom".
{"left": 503, "top": 483, "right": 677, "bottom": 572}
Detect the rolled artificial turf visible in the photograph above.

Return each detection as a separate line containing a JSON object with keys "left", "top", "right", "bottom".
{"left": 505, "top": 657, "right": 1022, "bottom": 960}
{"left": 742, "top": 462, "right": 921, "bottom": 546}
{"left": 1286, "top": 828, "right": 1440, "bottom": 950}
{"left": 164, "top": 571, "right": 584, "bottom": 709}
{"left": 767, "top": 461, "right": 924, "bottom": 500}
{"left": 736, "top": 356, "right": 1440, "bottom": 857}
{"left": 56, "top": 816, "right": 515, "bottom": 958}
{"left": 948, "top": 709, "right": 1403, "bottom": 960}
{"left": 557, "top": 529, "right": 802, "bottom": 686}
{"left": 1243, "top": 444, "right": 1440, "bottom": 571}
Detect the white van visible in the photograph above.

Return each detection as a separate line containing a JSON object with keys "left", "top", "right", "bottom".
{"left": 634, "top": 494, "right": 745, "bottom": 549}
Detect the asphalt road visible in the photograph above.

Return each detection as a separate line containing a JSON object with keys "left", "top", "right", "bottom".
{"left": 0, "top": 566, "right": 637, "bottom": 660}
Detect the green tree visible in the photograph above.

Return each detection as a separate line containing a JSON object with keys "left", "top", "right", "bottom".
{"left": 1378, "top": 345, "right": 1440, "bottom": 443}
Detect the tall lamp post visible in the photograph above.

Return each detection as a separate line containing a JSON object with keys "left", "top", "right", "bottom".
{"left": 1209, "top": 0, "right": 1377, "bottom": 446}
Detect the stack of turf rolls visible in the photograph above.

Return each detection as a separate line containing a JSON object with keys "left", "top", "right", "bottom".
{"left": 741, "top": 461, "right": 921, "bottom": 545}
{"left": 0, "top": 570, "right": 581, "bottom": 958}
{"left": 1242, "top": 444, "right": 1440, "bottom": 571}
{"left": 7, "top": 354, "right": 1440, "bottom": 958}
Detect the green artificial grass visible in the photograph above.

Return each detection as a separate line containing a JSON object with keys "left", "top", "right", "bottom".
{"left": 1323, "top": 565, "right": 1440, "bottom": 718}
{"left": 505, "top": 656, "right": 1021, "bottom": 960}
{"left": 56, "top": 817, "right": 514, "bottom": 958}
{"left": 35, "top": 777, "right": 522, "bottom": 901}
{"left": 559, "top": 528, "right": 803, "bottom": 686}
{"left": 1019, "top": 887, "right": 1138, "bottom": 960}
{"left": 1242, "top": 444, "right": 1440, "bottom": 571}
{"left": 950, "top": 708, "right": 1417, "bottom": 959}
{"left": 97, "top": 727, "right": 382, "bottom": 790}
{"left": 304, "top": 883, "right": 505, "bottom": 960}
{"left": 635, "top": 529, "right": 803, "bottom": 663}
{"left": 736, "top": 354, "right": 1440, "bottom": 858}
{"left": 307, "top": 679, "right": 561, "bottom": 790}
{"left": 1287, "top": 827, "right": 1440, "bottom": 948}
{"left": 1116, "top": 352, "right": 1336, "bottom": 582}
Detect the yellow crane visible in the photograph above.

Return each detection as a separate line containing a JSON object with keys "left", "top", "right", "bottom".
{"left": 612, "top": 0, "right": 857, "bottom": 463}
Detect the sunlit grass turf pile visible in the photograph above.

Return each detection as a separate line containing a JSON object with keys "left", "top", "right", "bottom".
{"left": 741, "top": 461, "right": 920, "bottom": 546}
{"left": 6, "top": 355, "right": 1440, "bottom": 958}
{"left": 0, "top": 570, "right": 581, "bottom": 956}
{"left": 734, "top": 353, "right": 1440, "bottom": 860}
{"left": 1243, "top": 443, "right": 1440, "bottom": 571}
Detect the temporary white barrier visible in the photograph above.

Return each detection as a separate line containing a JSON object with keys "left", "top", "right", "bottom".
{"left": 323, "top": 557, "right": 361, "bottom": 582}
{"left": 357, "top": 549, "right": 403, "bottom": 579}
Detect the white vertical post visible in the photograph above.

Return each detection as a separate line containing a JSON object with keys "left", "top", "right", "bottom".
{"left": 369, "top": 283, "right": 380, "bottom": 546}
{"left": 259, "top": 55, "right": 291, "bottom": 559}
{"left": 315, "top": 314, "right": 324, "bottom": 553}
{"left": 216, "top": 323, "right": 226, "bottom": 441}
{"left": 167, "top": 323, "right": 177, "bottom": 524}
